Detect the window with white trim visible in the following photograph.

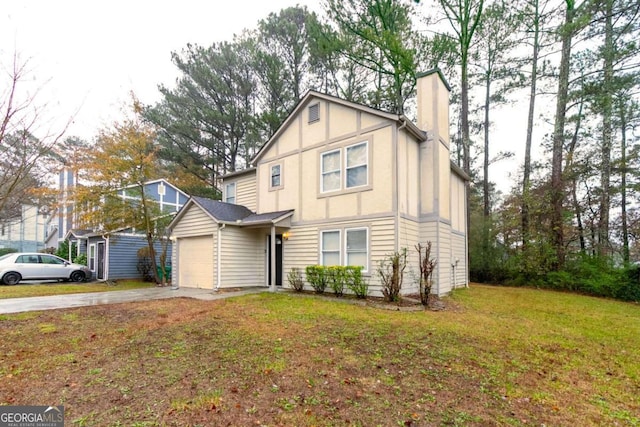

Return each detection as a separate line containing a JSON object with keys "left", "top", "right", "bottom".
{"left": 320, "top": 141, "right": 368, "bottom": 193}
{"left": 89, "top": 244, "right": 96, "bottom": 271}
{"left": 320, "top": 227, "right": 369, "bottom": 271}
{"left": 346, "top": 228, "right": 368, "bottom": 268}
{"left": 321, "top": 230, "right": 340, "bottom": 266}
{"left": 225, "top": 182, "right": 236, "bottom": 204}
{"left": 321, "top": 150, "right": 341, "bottom": 192}
{"left": 346, "top": 143, "right": 368, "bottom": 188}
{"left": 270, "top": 164, "right": 282, "bottom": 189}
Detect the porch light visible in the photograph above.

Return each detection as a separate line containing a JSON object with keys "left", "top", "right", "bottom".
{"left": 283, "top": 232, "right": 290, "bottom": 241}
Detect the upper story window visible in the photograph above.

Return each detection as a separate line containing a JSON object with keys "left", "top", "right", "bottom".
{"left": 308, "top": 102, "right": 320, "bottom": 123}
{"left": 321, "top": 150, "right": 341, "bottom": 192}
{"left": 225, "top": 182, "right": 236, "bottom": 204}
{"left": 270, "top": 164, "right": 283, "bottom": 190}
{"left": 346, "top": 142, "right": 367, "bottom": 188}
{"left": 320, "top": 141, "right": 368, "bottom": 194}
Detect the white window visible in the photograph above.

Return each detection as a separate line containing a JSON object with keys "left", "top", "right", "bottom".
{"left": 320, "top": 227, "right": 369, "bottom": 271}
{"left": 225, "top": 182, "right": 236, "bottom": 204}
{"left": 320, "top": 141, "right": 368, "bottom": 193}
{"left": 346, "top": 228, "right": 368, "bottom": 268}
{"left": 321, "top": 230, "right": 341, "bottom": 266}
{"left": 346, "top": 143, "right": 368, "bottom": 188}
{"left": 89, "top": 244, "right": 96, "bottom": 271}
{"left": 321, "top": 150, "right": 341, "bottom": 192}
{"left": 270, "top": 164, "right": 282, "bottom": 189}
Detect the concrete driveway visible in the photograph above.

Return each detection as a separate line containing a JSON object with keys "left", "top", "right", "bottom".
{"left": 0, "top": 287, "right": 268, "bottom": 314}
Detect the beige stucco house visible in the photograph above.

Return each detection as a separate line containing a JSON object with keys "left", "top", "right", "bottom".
{"left": 169, "top": 69, "right": 468, "bottom": 296}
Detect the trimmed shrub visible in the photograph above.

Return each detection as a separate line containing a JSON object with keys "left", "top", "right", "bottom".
{"left": 327, "top": 266, "right": 347, "bottom": 297}
{"left": 305, "top": 265, "right": 328, "bottom": 294}
{"left": 345, "top": 266, "right": 368, "bottom": 298}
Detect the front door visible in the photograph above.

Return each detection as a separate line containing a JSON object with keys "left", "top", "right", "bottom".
{"left": 268, "top": 234, "right": 283, "bottom": 286}
{"left": 97, "top": 242, "right": 105, "bottom": 280}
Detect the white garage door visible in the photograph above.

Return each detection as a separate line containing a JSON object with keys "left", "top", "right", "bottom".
{"left": 178, "top": 236, "right": 214, "bottom": 289}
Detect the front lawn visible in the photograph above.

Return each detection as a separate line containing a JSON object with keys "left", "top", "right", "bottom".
{"left": 0, "top": 284, "right": 638, "bottom": 426}
{"left": 0, "top": 280, "right": 155, "bottom": 299}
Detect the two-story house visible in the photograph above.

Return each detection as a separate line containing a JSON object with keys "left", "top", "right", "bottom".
{"left": 168, "top": 69, "right": 468, "bottom": 296}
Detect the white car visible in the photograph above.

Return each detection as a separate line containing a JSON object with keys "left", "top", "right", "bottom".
{"left": 0, "top": 253, "right": 92, "bottom": 285}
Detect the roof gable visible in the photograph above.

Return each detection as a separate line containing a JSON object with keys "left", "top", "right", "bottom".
{"left": 252, "top": 91, "right": 425, "bottom": 164}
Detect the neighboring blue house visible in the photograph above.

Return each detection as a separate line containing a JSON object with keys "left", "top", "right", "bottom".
{"left": 63, "top": 179, "right": 189, "bottom": 281}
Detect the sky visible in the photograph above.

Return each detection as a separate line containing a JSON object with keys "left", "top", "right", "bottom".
{"left": 0, "top": 0, "right": 322, "bottom": 139}
{"left": 1, "top": 0, "right": 531, "bottom": 194}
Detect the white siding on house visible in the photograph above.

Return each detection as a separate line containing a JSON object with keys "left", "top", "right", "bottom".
{"left": 451, "top": 232, "right": 467, "bottom": 289}
{"left": 171, "top": 204, "right": 217, "bottom": 236}
{"left": 398, "top": 217, "right": 422, "bottom": 295}
{"left": 235, "top": 173, "right": 257, "bottom": 212}
{"left": 220, "top": 227, "right": 264, "bottom": 288}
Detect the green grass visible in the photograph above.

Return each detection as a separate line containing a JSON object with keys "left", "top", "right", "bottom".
{"left": 0, "top": 280, "right": 155, "bottom": 299}
{"left": 0, "top": 284, "right": 638, "bottom": 426}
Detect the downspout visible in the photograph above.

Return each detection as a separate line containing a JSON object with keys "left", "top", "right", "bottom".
{"left": 216, "top": 224, "right": 225, "bottom": 291}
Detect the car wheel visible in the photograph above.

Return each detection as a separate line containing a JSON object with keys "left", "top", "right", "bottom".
{"left": 2, "top": 272, "right": 21, "bottom": 286}
{"left": 70, "top": 271, "right": 85, "bottom": 283}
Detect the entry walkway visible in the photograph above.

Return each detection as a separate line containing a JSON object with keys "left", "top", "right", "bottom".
{"left": 0, "top": 287, "right": 268, "bottom": 314}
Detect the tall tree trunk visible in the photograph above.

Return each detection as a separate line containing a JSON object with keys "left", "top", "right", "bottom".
{"left": 620, "top": 103, "right": 630, "bottom": 264}
{"left": 140, "top": 185, "right": 159, "bottom": 284}
{"left": 522, "top": 0, "right": 540, "bottom": 254}
{"left": 482, "top": 71, "right": 491, "bottom": 275}
{"left": 597, "top": 0, "right": 614, "bottom": 258}
{"left": 550, "top": 0, "right": 574, "bottom": 270}
{"left": 565, "top": 96, "right": 586, "bottom": 254}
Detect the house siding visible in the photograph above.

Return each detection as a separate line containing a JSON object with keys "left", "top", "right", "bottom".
{"left": 257, "top": 101, "right": 396, "bottom": 224}
{"left": 234, "top": 173, "right": 258, "bottom": 212}
{"left": 282, "top": 216, "right": 396, "bottom": 296}
{"left": 107, "top": 234, "right": 171, "bottom": 280}
{"left": 171, "top": 204, "right": 217, "bottom": 237}
{"left": 220, "top": 226, "right": 264, "bottom": 288}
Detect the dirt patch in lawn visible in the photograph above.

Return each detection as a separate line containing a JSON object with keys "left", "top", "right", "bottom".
{"left": 0, "top": 289, "right": 637, "bottom": 426}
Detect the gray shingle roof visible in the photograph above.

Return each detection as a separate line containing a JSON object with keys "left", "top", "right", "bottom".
{"left": 192, "top": 196, "right": 253, "bottom": 222}
{"left": 191, "top": 196, "right": 293, "bottom": 225}
{"left": 242, "top": 210, "right": 294, "bottom": 224}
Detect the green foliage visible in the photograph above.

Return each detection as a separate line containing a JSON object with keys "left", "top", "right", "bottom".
{"left": 305, "top": 265, "right": 328, "bottom": 294}
{"left": 55, "top": 241, "right": 77, "bottom": 261}
{"left": 287, "top": 267, "right": 305, "bottom": 292}
{"left": 493, "top": 255, "right": 640, "bottom": 303}
{"left": 377, "top": 248, "right": 407, "bottom": 302}
{"left": 345, "top": 266, "right": 368, "bottom": 298}
{"left": 305, "top": 265, "right": 368, "bottom": 298}
{"left": 72, "top": 254, "right": 87, "bottom": 266}
{"left": 327, "top": 266, "right": 347, "bottom": 297}
{"left": 0, "top": 248, "right": 17, "bottom": 257}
